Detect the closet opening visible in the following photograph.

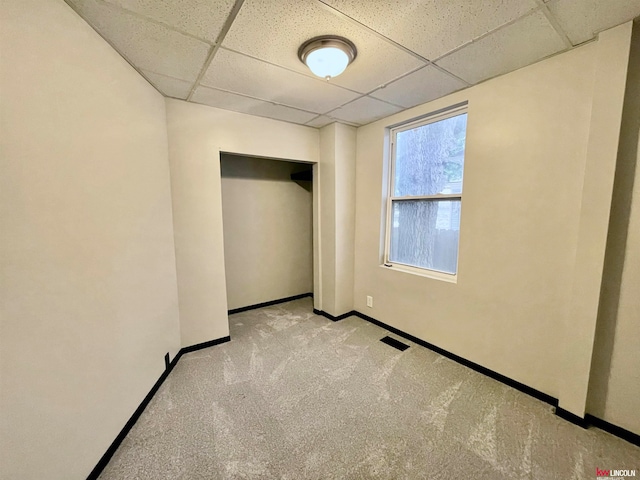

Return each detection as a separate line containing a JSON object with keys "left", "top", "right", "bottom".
{"left": 220, "top": 152, "right": 317, "bottom": 315}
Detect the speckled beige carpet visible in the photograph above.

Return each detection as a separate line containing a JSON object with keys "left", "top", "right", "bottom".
{"left": 99, "top": 298, "right": 640, "bottom": 479}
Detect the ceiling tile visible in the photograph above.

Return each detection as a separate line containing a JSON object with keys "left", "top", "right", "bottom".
{"left": 305, "top": 115, "right": 336, "bottom": 128}
{"left": 327, "top": 96, "right": 402, "bottom": 125}
{"left": 142, "top": 71, "right": 193, "bottom": 99}
{"left": 370, "top": 65, "right": 468, "bottom": 108}
{"left": 201, "top": 49, "right": 360, "bottom": 113}
{"left": 435, "top": 11, "right": 567, "bottom": 84}
{"left": 67, "top": 0, "right": 210, "bottom": 81}
{"left": 547, "top": 0, "right": 640, "bottom": 45}
{"left": 320, "top": 0, "right": 539, "bottom": 60}
{"left": 192, "top": 86, "right": 318, "bottom": 124}
{"left": 221, "top": 0, "right": 424, "bottom": 93}
{"left": 103, "top": 0, "right": 236, "bottom": 42}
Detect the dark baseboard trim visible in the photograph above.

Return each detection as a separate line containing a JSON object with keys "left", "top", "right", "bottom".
{"left": 87, "top": 335, "right": 230, "bottom": 480}
{"left": 555, "top": 407, "right": 589, "bottom": 428}
{"left": 228, "top": 293, "right": 313, "bottom": 315}
{"left": 352, "top": 310, "right": 640, "bottom": 446}
{"left": 180, "top": 336, "right": 230, "bottom": 355}
{"left": 585, "top": 414, "right": 640, "bottom": 447}
{"left": 86, "top": 357, "right": 179, "bottom": 480}
{"left": 352, "top": 311, "right": 558, "bottom": 407}
{"left": 87, "top": 307, "right": 640, "bottom": 478}
{"left": 313, "top": 308, "right": 357, "bottom": 322}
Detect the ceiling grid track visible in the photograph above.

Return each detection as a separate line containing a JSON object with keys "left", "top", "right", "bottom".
{"left": 62, "top": 0, "right": 166, "bottom": 97}
{"left": 64, "top": 0, "right": 640, "bottom": 127}
{"left": 536, "top": 1, "right": 575, "bottom": 49}
{"left": 370, "top": 64, "right": 443, "bottom": 93}
{"left": 315, "top": 0, "right": 432, "bottom": 64}
{"left": 200, "top": 85, "right": 320, "bottom": 115}
{"left": 431, "top": 5, "right": 550, "bottom": 63}
{"left": 186, "top": 0, "right": 246, "bottom": 102}
{"left": 313, "top": 0, "right": 570, "bottom": 90}
{"left": 217, "top": 45, "right": 366, "bottom": 96}
{"left": 96, "top": 2, "right": 215, "bottom": 44}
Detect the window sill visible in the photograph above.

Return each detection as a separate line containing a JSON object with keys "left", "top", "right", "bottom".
{"left": 379, "top": 263, "right": 458, "bottom": 284}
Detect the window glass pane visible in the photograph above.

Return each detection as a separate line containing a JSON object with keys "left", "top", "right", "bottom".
{"left": 389, "top": 199, "right": 460, "bottom": 274}
{"left": 394, "top": 113, "right": 467, "bottom": 197}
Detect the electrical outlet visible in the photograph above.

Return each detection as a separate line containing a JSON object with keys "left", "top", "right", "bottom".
{"left": 366, "top": 296, "right": 373, "bottom": 308}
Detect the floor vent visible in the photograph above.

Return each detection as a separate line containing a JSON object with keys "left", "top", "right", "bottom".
{"left": 380, "top": 336, "right": 410, "bottom": 351}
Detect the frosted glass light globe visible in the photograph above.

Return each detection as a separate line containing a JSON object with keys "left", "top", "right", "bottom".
{"left": 305, "top": 47, "right": 350, "bottom": 79}
{"left": 299, "top": 36, "right": 357, "bottom": 80}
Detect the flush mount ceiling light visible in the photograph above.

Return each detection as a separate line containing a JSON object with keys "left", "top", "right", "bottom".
{"left": 298, "top": 36, "right": 357, "bottom": 80}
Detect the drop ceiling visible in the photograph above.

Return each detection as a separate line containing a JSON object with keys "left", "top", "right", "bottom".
{"left": 66, "top": 0, "right": 640, "bottom": 128}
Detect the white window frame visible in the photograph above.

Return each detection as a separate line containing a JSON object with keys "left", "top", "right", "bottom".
{"left": 383, "top": 105, "right": 468, "bottom": 281}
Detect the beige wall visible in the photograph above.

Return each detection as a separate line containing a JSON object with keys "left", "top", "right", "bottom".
{"left": 3, "top": 6, "right": 638, "bottom": 480}
{"left": 318, "top": 123, "right": 357, "bottom": 316}
{"left": 558, "top": 23, "right": 632, "bottom": 417}
{"left": 319, "top": 126, "right": 337, "bottom": 313}
{"left": 165, "top": 99, "right": 319, "bottom": 347}
{"left": 352, "top": 32, "right": 630, "bottom": 409}
{"left": 333, "top": 124, "right": 357, "bottom": 315}
{"left": 220, "top": 155, "right": 313, "bottom": 310}
{"left": 0, "top": 0, "right": 181, "bottom": 479}
{"left": 588, "top": 21, "right": 640, "bottom": 435}
{"left": 601, "top": 136, "right": 640, "bottom": 434}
